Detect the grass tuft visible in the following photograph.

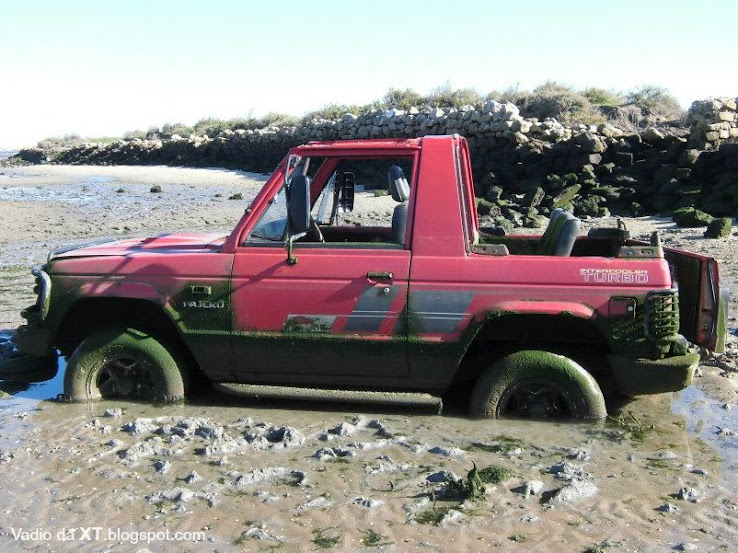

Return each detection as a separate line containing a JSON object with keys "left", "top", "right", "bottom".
{"left": 311, "top": 528, "right": 342, "bottom": 549}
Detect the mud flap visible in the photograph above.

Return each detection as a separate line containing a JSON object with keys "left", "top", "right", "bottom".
{"left": 0, "top": 354, "right": 58, "bottom": 383}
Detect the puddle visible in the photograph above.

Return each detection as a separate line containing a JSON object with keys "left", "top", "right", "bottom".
{"left": 671, "top": 385, "right": 738, "bottom": 484}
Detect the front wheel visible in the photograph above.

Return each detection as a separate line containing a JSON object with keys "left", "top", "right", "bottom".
{"left": 64, "top": 328, "right": 186, "bottom": 403}
{"left": 469, "top": 350, "right": 607, "bottom": 419}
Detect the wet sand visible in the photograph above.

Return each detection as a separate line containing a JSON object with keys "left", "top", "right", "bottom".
{"left": 0, "top": 165, "right": 736, "bottom": 552}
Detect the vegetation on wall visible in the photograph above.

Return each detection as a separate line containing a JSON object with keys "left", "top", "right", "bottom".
{"left": 37, "top": 82, "right": 685, "bottom": 148}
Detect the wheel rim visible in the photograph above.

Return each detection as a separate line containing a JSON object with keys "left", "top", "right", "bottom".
{"left": 496, "top": 379, "right": 573, "bottom": 418}
{"left": 94, "top": 355, "right": 158, "bottom": 400}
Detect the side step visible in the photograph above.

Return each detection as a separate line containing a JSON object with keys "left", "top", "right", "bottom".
{"left": 214, "top": 383, "right": 443, "bottom": 412}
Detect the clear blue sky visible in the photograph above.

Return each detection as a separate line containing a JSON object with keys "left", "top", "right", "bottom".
{"left": 1, "top": 0, "right": 736, "bottom": 148}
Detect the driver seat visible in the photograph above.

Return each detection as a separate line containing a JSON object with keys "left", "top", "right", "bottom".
{"left": 388, "top": 166, "right": 410, "bottom": 244}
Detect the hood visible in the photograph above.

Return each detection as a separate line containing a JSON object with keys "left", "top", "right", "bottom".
{"left": 49, "top": 233, "right": 228, "bottom": 260}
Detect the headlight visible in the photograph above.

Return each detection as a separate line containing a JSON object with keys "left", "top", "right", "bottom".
{"left": 31, "top": 266, "right": 52, "bottom": 320}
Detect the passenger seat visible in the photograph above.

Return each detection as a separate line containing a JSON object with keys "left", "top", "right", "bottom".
{"left": 388, "top": 166, "right": 410, "bottom": 245}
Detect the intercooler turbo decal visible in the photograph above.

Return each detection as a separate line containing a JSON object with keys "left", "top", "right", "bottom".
{"left": 580, "top": 268, "right": 649, "bottom": 284}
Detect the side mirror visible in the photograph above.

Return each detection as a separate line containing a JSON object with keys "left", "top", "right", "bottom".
{"left": 287, "top": 174, "right": 311, "bottom": 235}
{"left": 335, "top": 172, "right": 355, "bottom": 214}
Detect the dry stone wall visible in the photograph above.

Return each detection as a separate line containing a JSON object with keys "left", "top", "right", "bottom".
{"left": 44, "top": 97, "right": 738, "bottom": 227}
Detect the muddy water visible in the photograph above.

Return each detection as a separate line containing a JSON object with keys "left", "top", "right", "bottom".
{"left": 0, "top": 358, "right": 736, "bottom": 552}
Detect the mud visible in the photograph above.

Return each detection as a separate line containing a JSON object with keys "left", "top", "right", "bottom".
{"left": 0, "top": 165, "right": 736, "bottom": 552}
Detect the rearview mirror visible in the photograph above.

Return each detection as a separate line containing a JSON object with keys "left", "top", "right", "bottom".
{"left": 335, "top": 172, "right": 355, "bottom": 214}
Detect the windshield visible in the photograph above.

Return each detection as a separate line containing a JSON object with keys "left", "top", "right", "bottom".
{"left": 248, "top": 185, "right": 287, "bottom": 241}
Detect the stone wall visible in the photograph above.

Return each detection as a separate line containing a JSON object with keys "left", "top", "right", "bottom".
{"left": 44, "top": 96, "right": 738, "bottom": 226}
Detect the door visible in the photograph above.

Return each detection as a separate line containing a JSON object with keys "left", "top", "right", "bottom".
{"left": 663, "top": 246, "right": 727, "bottom": 352}
{"left": 230, "top": 245, "right": 410, "bottom": 383}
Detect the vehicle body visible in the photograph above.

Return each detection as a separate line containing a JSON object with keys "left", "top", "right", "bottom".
{"left": 10, "top": 135, "right": 728, "bottom": 417}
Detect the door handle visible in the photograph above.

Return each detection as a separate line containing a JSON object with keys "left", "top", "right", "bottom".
{"left": 366, "top": 271, "right": 394, "bottom": 283}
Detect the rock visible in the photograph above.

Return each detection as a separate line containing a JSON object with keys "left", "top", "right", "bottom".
{"left": 227, "top": 192, "right": 243, "bottom": 200}
{"left": 184, "top": 470, "right": 201, "bottom": 484}
{"left": 552, "top": 185, "right": 581, "bottom": 209}
{"left": 426, "top": 471, "right": 455, "bottom": 483}
{"left": 575, "top": 196, "right": 605, "bottom": 218}
{"left": 103, "top": 408, "right": 123, "bottom": 418}
{"left": 675, "top": 487, "right": 701, "bottom": 503}
{"left": 679, "top": 149, "right": 701, "bottom": 166}
{"left": 0, "top": 450, "right": 14, "bottom": 464}
{"left": 546, "top": 479, "right": 598, "bottom": 504}
{"left": 245, "top": 425, "right": 306, "bottom": 449}
{"left": 563, "top": 448, "right": 591, "bottom": 462}
{"left": 153, "top": 460, "right": 171, "bottom": 474}
{"left": 298, "top": 495, "right": 333, "bottom": 510}
{"left": 146, "top": 487, "right": 194, "bottom": 504}
{"left": 576, "top": 132, "right": 605, "bottom": 153}
{"left": 427, "top": 445, "right": 465, "bottom": 457}
{"left": 672, "top": 207, "right": 714, "bottom": 228}
{"left": 328, "top": 422, "right": 356, "bottom": 436}
{"left": 515, "top": 480, "right": 544, "bottom": 498}
{"left": 231, "top": 467, "right": 305, "bottom": 487}
{"left": 313, "top": 447, "right": 354, "bottom": 460}
{"left": 121, "top": 418, "right": 158, "bottom": 435}
{"left": 238, "top": 527, "right": 285, "bottom": 543}
{"left": 656, "top": 502, "right": 679, "bottom": 513}
{"left": 704, "top": 217, "right": 732, "bottom": 238}
{"left": 353, "top": 496, "right": 385, "bottom": 508}
{"left": 548, "top": 462, "right": 590, "bottom": 481}
{"left": 18, "top": 147, "right": 47, "bottom": 164}
{"left": 641, "top": 126, "right": 665, "bottom": 143}
{"left": 675, "top": 543, "right": 698, "bottom": 551}
{"left": 522, "top": 187, "right": 545, "bottom": 208}
{"left": 149, "top": 185, "right": 162, "bottom": 193}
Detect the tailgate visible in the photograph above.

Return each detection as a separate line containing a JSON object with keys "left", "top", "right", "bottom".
{"left": 663, "top": 247, "right": 727, "bottom": 352}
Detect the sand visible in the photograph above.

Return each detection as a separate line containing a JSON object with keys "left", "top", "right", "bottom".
{"left": 0, "top": 165, "right": 736, "bottom": 552}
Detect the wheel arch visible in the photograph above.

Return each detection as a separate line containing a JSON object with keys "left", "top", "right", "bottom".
{"left": 452, "top": 310, "right": 611, "bottom": 386}
{"left": 55, "top": 297, "right": 200, "bottom": 379}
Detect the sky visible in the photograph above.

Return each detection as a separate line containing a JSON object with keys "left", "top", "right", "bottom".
{"left": 1, "top": 0, "right": 737, "bottom": 148}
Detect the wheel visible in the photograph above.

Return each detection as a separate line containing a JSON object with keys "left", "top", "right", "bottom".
{"left": 64, "top": 327, "right": 186, "bottom": 403}
{"left": 469, "top": 350, "right": 607, "bottom": 419}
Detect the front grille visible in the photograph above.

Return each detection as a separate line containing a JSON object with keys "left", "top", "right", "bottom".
{"left": 644, "top": 290, "right": 679, "bottom": 346}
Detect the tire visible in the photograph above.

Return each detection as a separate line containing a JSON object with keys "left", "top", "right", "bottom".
{"left": 64, "top": 327, "right": 186, "bottom": 403}
{"left": 469, "top": 350, "right": 607, "bottom": 419}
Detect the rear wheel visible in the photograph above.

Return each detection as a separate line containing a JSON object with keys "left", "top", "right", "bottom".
{"left": 469, "top": 350, "right": 607, "bottom": 419}
{"left": 64, "top": 328, "right": 186, "bottom": 403}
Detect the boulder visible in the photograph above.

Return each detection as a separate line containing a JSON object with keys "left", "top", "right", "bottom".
{"left": 18, "top": 147, "right": 47, "bottom": 164}
{"left": 641, "top": 127, "right": 665, "bottom": 143}
{"left": 673, "top": 207, "right": 715, "bottom": 228}
{"left": 704, "top": 217, "right": 732, "bottom": 238}
{"left": 552, "top": 185, "right": 581, "bottom": 209}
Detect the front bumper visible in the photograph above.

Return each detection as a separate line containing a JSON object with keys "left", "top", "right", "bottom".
{"left": 608, "top": 352, "right": 699, "bottom": 397}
